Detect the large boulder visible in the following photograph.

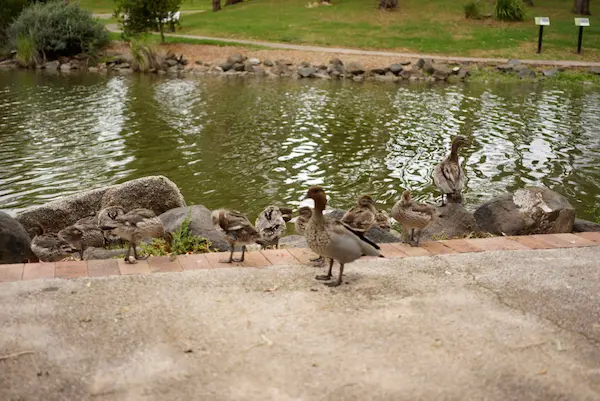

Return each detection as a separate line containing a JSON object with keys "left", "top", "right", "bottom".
{"left": 345, "top": 62, "right": 365, "bottom": 75}
{"left": 158, "top": 205, "right": 230, "bottom": 252}
{"left": 0, "top": 212, "right": 39, "bottom": 264}
{"left": 17, "top": 176, "right": 185, "bottom": 235}
{"left": 420, "top": 203, "right": 481, "bottom": 241}
{"left": 573, "top": 218, "right": 600, "bottom": 232}
{"left": 474, "top": 187, "right": 575, "bottom": 236}
{"left": 325, "top": 209, "right": 402, "bottom": 243}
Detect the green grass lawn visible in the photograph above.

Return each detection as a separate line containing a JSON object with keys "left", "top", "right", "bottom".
{"left": 78, "top": 0, "right": 209, "bottom": 13}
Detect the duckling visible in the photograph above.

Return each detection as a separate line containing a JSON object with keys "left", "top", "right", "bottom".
{"left": 279, "top": 207, "right": 294, "bottom": 223}
{"left": 391, "top": 190, "right": 435, "bottom": 247}
{"left": 30, "top": 224, "right": 78, "bottom": 262}
{"left": 375, "top": 209, "right": 391, "bottom": 232}
{"left": 433, "top": 135, "right": 468, "bottom": 206}
{"left": 305, "top": 186, "right": 383, "bottom": 287}
{"left": 294, "top": 206, "right": 312, "bottom": 236}
{"left": 255, "top": 205, "right": 287, "bottom": 249}
{"left": 341, "top": 195, "right": 378, "bottom": 233}
{"left": 212, "top": 209, "right": 260, "bottom": 263}
{"left": 100, "top": 207, "right": 170, "bottom": 264}
{"left": 58, "top": 215, "right": 105, "bottom": 260}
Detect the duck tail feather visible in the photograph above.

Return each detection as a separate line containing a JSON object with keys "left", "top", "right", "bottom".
{"left": 343, "top": 224, "right": 380, "bottom": 250}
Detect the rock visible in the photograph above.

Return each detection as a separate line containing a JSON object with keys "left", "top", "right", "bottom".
{"left": 370, "top": 68, "right": 386, "bottom": 75}
{"left": 298, "top": 66, "right": 316, "bottom": 78}
{"left": 276, "top": 59, "right": 293, "bottom": 66}
{"left": 452, "top": 66, "right": 461, "bottom": 74}
{"left": 232, "top": 62, "right": 245, "bottom": 71}
{"left": 159, "top": 205, "right": 230, "bottom": 251}
{"left": 496, "top": 64, "right": 514, "bottom": 72}
{"left": 423, "top": 59, "right": 434, "bottom": 74}
{"left": 88, "top": 67, "right": 99, "bottom": 73}
{"left": 278, "top": 235, "right": 307, "bottom": 249}
{"left": 314, "top": 72, "right": 331, "bottom": 79}
{"left": 167, "top": 66, "right": 178, "bottom": 73}
{"left": 457, "top": 68, "right": 470, "bottom": 80}
{"left": 474, "top": 187, "right": 576, "bottom": 236}
{"left": 165, "top": 59, "right": 178, "bottom": 67}
{"left": 573, "top": 218, "right": 600, "bottom": 232}
{"left": 45, "top": 60, "right": 60, "bottom": 70}
{"left": 315, "top": 64, "right": 327, "bottom": 70}
{"left": 432, "top": 63, "right": 452, "bottom": 80}
{"left": 330, "top": 70, "right": 341, "bottom": 78}
{"left": 248, "top": 58, "right": 260, "bottom": 65}
{"left": 375, "top": 74, "right": 397, "bottom": 83}
{"left": 400, "top": 61, "right": 411, "bottom": 66}
{"left": 60, "top": 63, "right": 71, "bottom": 71}
{"left": 227, "top": 53, "right": 246, "bottom": 64}
{"left": 389, "top": 64, "right": 403, "bottom": 75}
{"left": 542, "top": 68, "right": 559, "bottom": 77}
{"left": 180, "top": 58, "right": 189, "bottom": 66}
{"left": 299, "top": 61, "right": 311, "bottom": 68}
{"left": 243, "top": 61, "right": 255, "bottom": 72}
{"left": 17, "top": 176, "right": 185, "bottom": 235}
{"left": 352, "top": 75, "right": 364, "bottom": 82}
{"left": 326, "top": 209, "right": 402, "bottom": 243}
{"left": 327, "top": 63, "right": 344, "bottom": 76}
{"left": 83, "top": 246, "right": 129, "bottom": 261}
{"left": 518, "top": 68, "right": 536, "bottom": 79}
{"left": 263, "top": 59, "right": 274, "bottom": 67}
{"left": 195, "top": 60, "right": 203, "bottom": 65}
{"left": 119, "top": 63, "right": 130, "bottom": 69}
{"left": 219, "top": 62, "right": 233, "bottom": 71}
{"left": 58, "top": 56, "right": 70, "bottom": 65}
{"left": 400, "top": 69, "right": 414, "bottom": 79}
{"left": 420, "top": 204, "right": 481, "bottom": 242}
{"left": 416, "top": 58, "right": 425, "bottom": 69}
{"left": 0, "top": 211, "right": 38, "bottom": 264}
{"left": 508, "top": 59, "right": 521, "bottom": 65}
{"left": 329, "top": 58, "right": 343, "bottom": 66}
{"left": 253, "top": 67, "right": 267, "bottom": 76}
{"left": 588, "top": 67, "right": 600, "bottom": 75}
{"left": 346, "top": 61, "right": 365, "bottom": 75}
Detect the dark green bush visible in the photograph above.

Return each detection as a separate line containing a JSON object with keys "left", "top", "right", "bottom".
{"left": 8, "top": 1, "right": 108, "bottom": 60}
{"left": 464, "top": 1, "right": 481, "bottom": 19}
{"left": 495, "top": 0, "right": 526, "bottom": 21}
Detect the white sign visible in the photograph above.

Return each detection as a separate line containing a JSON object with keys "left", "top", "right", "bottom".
{"left": 575, "top": 18, "right": 590, "bottom": 27}
{"left": 535, "top": 17, "right": 550, "bottom": 26}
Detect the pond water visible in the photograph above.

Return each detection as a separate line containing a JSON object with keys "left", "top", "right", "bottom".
{"left": 1, "top": 70, "right": 599, "bottom": 221}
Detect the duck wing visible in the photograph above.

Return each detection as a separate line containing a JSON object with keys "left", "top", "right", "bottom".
{"left": 330, "top": 222, "right": 381, "bottom": 257}
{"left": 116, "top": 208, "right": 157, "bottom": 226}
{"left": 411, "top": 202, "right": 435, "bottom": 217}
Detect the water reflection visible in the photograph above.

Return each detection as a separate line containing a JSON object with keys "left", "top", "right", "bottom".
{"left": 0, "top": 71, "right": 598, "bottom": 221}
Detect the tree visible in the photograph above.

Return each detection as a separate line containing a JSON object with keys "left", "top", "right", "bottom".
{"left": 212, "top": 0, "right": 221, "bottom": 11}
{"left": 225, "top": 0, "right": 243, "bottom": 5}
{"left": 114, "top": 0, "right": 183, "bottom": 43}
{"left": 572, "top": 0, "right": 590, "bottom": 15}
{"left": 378, "top": 0, "right": 398, "bottom": 9}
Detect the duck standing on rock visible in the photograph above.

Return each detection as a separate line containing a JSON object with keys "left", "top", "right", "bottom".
{"left": 433, "top": 135, "right": 468, "bottom": 206}
{"left": 30, "top": 224, "right": 78, "bottom": 262}
{"left": 305, "top": 186, "right": 383, "bottom": 287}
{"left": 341, "top": 195, "right": 378, "bottom": 234}
{"left": 255, "top": 205, "right": 287, "bottom": 249}
{"left": 100, "top": 207, "right": 171, "bottom": 264}
{"left": 391, "top": 190, "right": 435, "bottom": 247}
{"left": 212, "top": 209, "right": 260, "bottom": 263}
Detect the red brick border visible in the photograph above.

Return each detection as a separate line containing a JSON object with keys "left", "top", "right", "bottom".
{"left": 0, "top": 233, "right": 597, "bottom": 283}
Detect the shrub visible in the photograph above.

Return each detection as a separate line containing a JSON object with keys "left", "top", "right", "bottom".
{"left": 130, "top": 36, "right": 161, "bottom": 72}
{"left": 8, "top": 1, "right": 108, "bottom": 61}
{"left": 114, "top": 0, "right": 183, "bottom": 43}
{"left": 140, "top": 215, "right": 212, "bottom": 257}
{"left": 495, "top": 0, "right": 526, "bottom": 21}
{"left": 464, "top": 1, "right": 481, "bottom": 19}
{"left": 15, "top": 34, "right": 38, "bottom": 67}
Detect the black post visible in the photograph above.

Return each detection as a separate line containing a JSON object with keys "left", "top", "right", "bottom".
{"left": 577, "top": 26, "right": 584, "bottom": 54}
{"left": 537, "top": 25, "right": 544, "bottom": 54}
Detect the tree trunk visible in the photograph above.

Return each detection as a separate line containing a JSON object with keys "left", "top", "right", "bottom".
{"left": 523, "top": 0, "right": 533, "bottom": 6}
{"left": 378, "top": 0, "right": 398, "bottom": 9}
{"left": 572, "top": 0, "right": 591, "bottom": 15}
{"left": 158, "top": 21, "right": 165, "bottom": 43}
{"left": 212, "top": 0, "right": 221, "bottom": 12}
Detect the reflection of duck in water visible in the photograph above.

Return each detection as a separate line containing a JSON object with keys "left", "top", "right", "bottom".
{"left": 433, "top": 135, "right": 468, "bottom": 206}
{"left": 30, "top": 224, "right": 78, "bottom": 262}
{"left": 391, "top": 190, "right": 435, "bottom": 247}
{"left": 212, "top": 209, "right": 260, "bottom": 263}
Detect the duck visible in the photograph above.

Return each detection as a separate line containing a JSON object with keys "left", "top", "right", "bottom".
{"left": 99, "top": 207, "right": 171, "bottom": 264}
{"left": 375, "top": 209, "right": 391, "bottom": 232}
{"left": 341, "top": 195, "right": 378, "bottom": 233}
{"left": 58, "top": 215, "right": 106, "bottom": 260}
{"left": 212, "top": 209, "right": 260, "bottom": 263}
{"left": 305, "top": 186, "right": 383, "bottom": 287}
{"left": 30, "top": 224, "right": 78, "bottom": 262}
{"left": 433, "top": 135, "right": 468, "bottom": 206}
{"left": 391, "top": 190, "right": 435, "bottom": 247}
{"left": 255, "top": 205, "right": 287, "bottom": 249}
{"left": 294, "top": 206, "right": 312, "bottom": 236}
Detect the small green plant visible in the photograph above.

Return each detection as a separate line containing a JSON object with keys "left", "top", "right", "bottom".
{"left": 494, "top": 0, "right": 525, "bottom": 21}
{"left": 140, "top": 213, "right": 212, "bottom": 257}
{"left": 464, "top": 1, "right": 481, "bottom": 19}
{"left": 130, "top": 36, "right": 161, "bottom": 72}
{"left": 15, "top": 33, "right": 38, "bottom": 67}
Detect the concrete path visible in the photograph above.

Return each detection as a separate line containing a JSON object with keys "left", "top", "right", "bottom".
{"left": 93, "top": 10, "right": 205, "bottom": 19}
{"left": 103, "top": 24, "right": 600, "bottom": 67}
{"left": 1, "top": 247, "right": 599, "bottom": 400}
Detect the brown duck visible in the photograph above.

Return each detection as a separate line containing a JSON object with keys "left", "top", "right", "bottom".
{"left": 341, "top": 195, "right": 377, "bottom": 233}
{"left": 212, "top": 209, "right": 260, "bottom": 263}
{"left": 433, "top": 135, "right": 468, "bottom": 205}
{"left": 391, "top": 190, "right": 435, "bottom": 246}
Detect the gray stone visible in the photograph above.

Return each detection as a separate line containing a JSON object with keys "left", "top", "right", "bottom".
{"left": 0, "top": 211, "right": 38, "bottom": 264}
{"left": 588, "top": 66, "right": 600, "bottom": 75}
{"left": 542, "top": 68, "right": 559, "bottom": 77}
{"left": 45, "top": 60, "right": 60, "bottom": 70}
{"left": 420, "top": 203, "right": 481, "bottom": 242}
{"left": 299, "top": 61, "right": 311, "bottom": 68}
{"left": 243, "top": 61, "right": 255, "bottom": 72}
{"left": 276, "top": 59, "right": 293, "bottom": 66}
{"left": 496, "top": 64, "right": 514, "bottom": 72}
{"left": 248, "top": 58, "right": 260, "bottom": 65}
{"left": 370, "top": 68, "right": 386, "bottom": 75}
{"left": 346, "top": 61, "right": 365, "bottom": 75}
{"left": 314, "top": 72, "right": 331, "bottom": 80}
{"left": 232, "top": 62, "right": 245, "bottom": 71}
{"left": 400, "top": 60, "right": 411, "bottom": 66}
{"left": 227, "top": 53, "right": 246, "bottom": 64}
{"left": 432, "top": 63, "right": 452, "bottom": 80}
{"left": 326, "top": 63, "right": 344, "bottom": 76}
{"left": 330, "top": 70, "right": 341, "bottom": 78}
{"left": 315, "top": 64, "right": 327, "bottom": 70}
{"left": 389, "top": 64, "right": 403, "bottom": 75}
{"left": 573, "top": 218, "right": 600, "bottom": 232}
{"left": 60, "top": 63, "right": 71, "bottom": 71}
{"left": 278, "top": 235, "right": 307, "bottom": 249}
{"left": 159, "top": 205, "right": 230, "bottom": 251}
{"left": 263, "top": 59, "right": 274, "bottom": 67}
{"left": 219, "top": 62, "right": 233, "bottom": 71}
{"left": 352, "top": 75, "right": 364, "bottom": 82}
{"left": 329, "top": 58, "right": 343, "bottom": 66}
{"left": 195, "top": 60, "right": 203, "bottom": 65}
{"left": 474, "top": 187, "right": 576, "bottom": 236}
{"left": 423, "top": 59, "right": 434, "bottom": 74}
{"left": 167, "top": 66, "right": 178, "bottom": 73}
{"left": 452, "top": 66, "right": 461, "bottom": 73}
{"left": 457, "top": 68, "right": 470, "bottom": 79}
{"left": 518, "top": 68, "right": 536, "bottom": 79}
{"left": 507, "top": 59, "right": 521, "bottom": 65}
{"left": 253, "top": 66, "right": 266, "bottom": 76}
{"left": 298, "top": 66, "right": 316, "bottom": 78}
{"left": 82, "top": 246, "right": 129, "bottom": 261}
{"left": 375, "top": 74, "right": 397, "bottom": 83}
{"left": 165, "top": 59, "right": 178, "bottom": 67}
{"left": 416, "top": 58, "right": 425, "bottom": 69}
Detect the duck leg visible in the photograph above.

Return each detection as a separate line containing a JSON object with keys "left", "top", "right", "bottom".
{"left": 124, "top": 242, "right": 137, "bottom": 264}
{"left": 232, "top": 245, "right": 246, "bottom": 262}
{"left": 310, "top": 256, "right": 324, "bottom": 266}
{"left": 325, "top": 263, "right": 344, "bottom": 287}
{"left": 316, "top": 258, "right": 334, "bottom": 281}
{"left": 132, "top": 242, "right": 148, "bottom": 260}
{"left": 414, "top": 229, "right": 423, "bottom": 246}
{"left": 220, "top": 245, "right": 235, "bottom": 263}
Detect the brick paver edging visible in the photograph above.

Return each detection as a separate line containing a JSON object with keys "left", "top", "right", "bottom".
{"left": 1, "top": 232, "right": 599, "bottom": 283}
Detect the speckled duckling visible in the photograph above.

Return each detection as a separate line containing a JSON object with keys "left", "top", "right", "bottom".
{"left": 212, "top": 209, "right": 260, "bottom": 263}
{"left": 341, "top": 195, "right": 378, "bottom": 233}
{"left": 30, "top": 224, "right": 78, "bottom": 262}
{"left": 375, "top": 209, "right": 391, "bottom": 232}
{"left": 305, "top": 186, "right": 382, "bottom": 287}
{"left": 58, "top": 214, "right": 105, "bottom": 260}
{"left": 391, "top": 190, "right": 435, "bottom": 247}
{"left": 433, "top": 135, "right": 468, "bottom": 205}
{"left": 255, "top": 205, "right": 287, "bottom": 249}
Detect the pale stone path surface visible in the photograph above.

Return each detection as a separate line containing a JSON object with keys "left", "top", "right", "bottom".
{"left": 1, "top": 247, "right": 599, "bottom": 400}
{"left": 103, "top": 24, "right": 600, "bottom": 67}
